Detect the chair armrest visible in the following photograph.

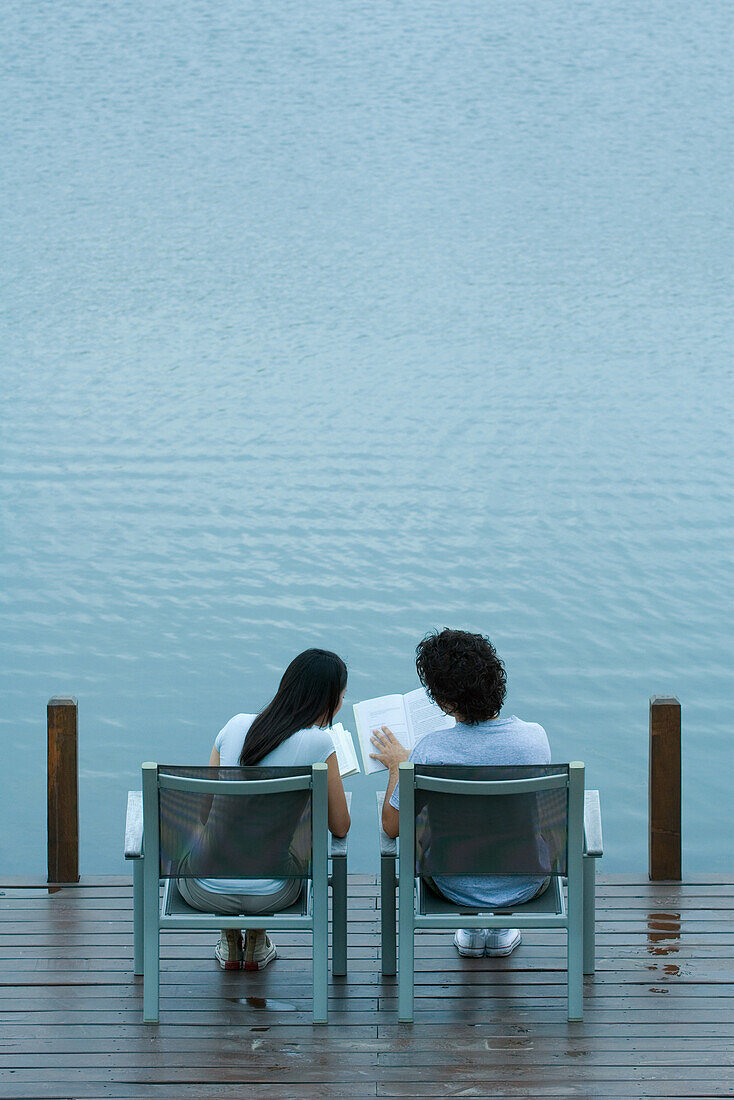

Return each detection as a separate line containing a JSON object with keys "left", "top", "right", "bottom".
{"left": 376, "top": 792, "right": 397, "bottom": 858}
{"left": 584, "top": 789, "right": 603, "bottom": 858}
{"left": 329, "top": 792, "right": 352, "bottom": 858}
{"left": 125, "top": 790, "right": 144, "bottom": 860}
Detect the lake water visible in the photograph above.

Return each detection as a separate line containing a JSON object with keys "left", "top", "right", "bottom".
{"left": 2, "top": 0, "right": 732, "bottom": 877}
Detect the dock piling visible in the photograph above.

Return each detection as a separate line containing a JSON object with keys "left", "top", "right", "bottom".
{"left": 47, "top": 696, "right": 80, "bottom": 889}
{"left": 648, "top": 695, "right": 681, "bottom": 880}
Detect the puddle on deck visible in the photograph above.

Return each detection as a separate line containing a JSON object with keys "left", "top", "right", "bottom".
{"left": 646, "top": 912, "right": 681, "bottom": 955}
{"left": 646, "top": 912, "right": 682, "bottom": 990}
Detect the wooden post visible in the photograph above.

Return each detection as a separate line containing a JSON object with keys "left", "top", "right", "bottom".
{"left": 47, "top": 697, "right": 79, "bottom": 887}
{"left": 649, "top": 696, "right": 681, "bottom": 881}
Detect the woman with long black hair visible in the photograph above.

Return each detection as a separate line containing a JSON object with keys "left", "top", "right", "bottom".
{"left": 177, "top": 649, "right": 350, "bottom": 971}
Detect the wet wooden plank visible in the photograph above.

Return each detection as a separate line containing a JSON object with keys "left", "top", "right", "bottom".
{"left": 376, "top": 1087, "right": 731, "bottom": 1099}
{"left": 2, "top": 1049, "right": 734, "bottom": 1069}
{"left": 3, "top": 1065, "right": 734, "bottom": 1083}
{"left": 0, "top": 1087, "right": 379, "bottom": 1100}
{"left": 2, "top": 1040, "right": 734, "bottom": 1061}
{"left": 2, "top": 977, "right": 734, "bottom": 1003}
{"left": 2, "top": 966, "right": 733, "bottom": 987}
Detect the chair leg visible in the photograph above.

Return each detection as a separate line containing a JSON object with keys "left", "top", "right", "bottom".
{"left": 133, "top": 858, "right": 144, "bottom": 977}
{"left": 583, "top": 856, "right": 596, "bottom": 975}
{"left": 142, "top": 929, "right": 159, "bottom": 1023}
{"left": 142, "top": 881, "right": 159, "bottom": 1023}
{"left": 381, "top": 855, "right": 397, "bottom": 977}
{"left": 331, "top": 856, "right": 347, "bottom": 977}
{"left": 567, "top": 893, "right": 584, "bottom": 1021}
{"left": 313, "top": 898, "right": 329, "bottom": 1024}
{"left": 397, "top": 879, "right": 414, "bottom": 1022}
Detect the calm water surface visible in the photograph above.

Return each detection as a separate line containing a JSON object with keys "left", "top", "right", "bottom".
{"left": 2, "top": 1, "right": 732, "bottom": 875}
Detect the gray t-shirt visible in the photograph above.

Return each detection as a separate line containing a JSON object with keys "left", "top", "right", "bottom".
{"left": 389, "top": 715, "right": 551, "bottom": 909}
{"left": 196, "top": 713, "right": 335, "bottom": 895}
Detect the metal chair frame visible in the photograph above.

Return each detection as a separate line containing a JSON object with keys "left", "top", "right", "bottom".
{"left": 377, "top": 761, "right": 603, "bottom": 1022}
{"left": 124, "top": 762, "right": 348, "bottom": 1024}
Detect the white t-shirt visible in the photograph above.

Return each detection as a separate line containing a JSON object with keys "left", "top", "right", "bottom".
{"left": 215, "top": 713, "right": 335, "bottom": 770}
{"left": 195, "top": 713, "right": 335, "bottom": 895}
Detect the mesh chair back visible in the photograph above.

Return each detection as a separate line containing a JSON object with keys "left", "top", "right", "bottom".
{"left": 157, "top": 765, "right": 313, "bottom": 879}
{"left": 413, "top": 764, "right": 569, "bottom": 877}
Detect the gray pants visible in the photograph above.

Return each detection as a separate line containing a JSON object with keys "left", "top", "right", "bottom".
{"left": 177, "top": 875, "right": 303, "bottom": 915}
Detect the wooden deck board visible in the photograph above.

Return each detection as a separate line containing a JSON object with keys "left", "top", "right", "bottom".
{"left": 0, "top": 875, "right": 732, "bottom": 1099}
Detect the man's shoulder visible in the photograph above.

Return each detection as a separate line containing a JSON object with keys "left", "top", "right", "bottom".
{"left": 507, "top": 715, "right": 548, "bottom": 737}
{"left": 411, "top": 728, "right": 462, "bottom": 763}
{"left": 411, "top": 730, "right": 468, "bottom": 765}
{"left": 500, "top": 715, "right": 551, "bottom": 761}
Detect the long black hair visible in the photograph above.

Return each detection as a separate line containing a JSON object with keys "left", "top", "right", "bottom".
{"left": 239, "top": 649, "right": 348, "bottom": 766}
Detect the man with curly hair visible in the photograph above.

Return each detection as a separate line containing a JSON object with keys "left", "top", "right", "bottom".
{"left": 371, "top": 628, "right": 551, "bottom": 958}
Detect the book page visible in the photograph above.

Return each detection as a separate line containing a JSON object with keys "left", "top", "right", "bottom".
{"left": 352, "top": 695, "right": 408, "bottom": 774}
{"left": 404, "top": 687, "right": 456, "bottom": 745}
{"left": 328, "top": 722, "right": 360, "bottom": 778}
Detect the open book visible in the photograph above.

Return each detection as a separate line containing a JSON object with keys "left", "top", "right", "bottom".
{"left": 327, "top": 722, "right": 360, "bottom": 778}
{"left": 352, "top": 688, "right": 456, "bottom": 775}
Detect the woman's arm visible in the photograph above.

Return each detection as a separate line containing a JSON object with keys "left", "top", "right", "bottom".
{"left": 326, "top": 753, "right": 350, "bottom": 837}
{"left": 209, "top": 745, "right": 220, "bottom": 767}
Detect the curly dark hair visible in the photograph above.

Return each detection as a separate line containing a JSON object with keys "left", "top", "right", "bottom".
{"left": 415, "top": 628, "right": 507, "bottom": 724}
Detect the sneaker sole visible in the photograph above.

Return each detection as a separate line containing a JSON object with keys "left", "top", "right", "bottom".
{"left": 244, "top": 946, "right": 277, "bottom": 972}
{"left": 454, "top": 936, "right": 486, "bottom": 957}
{"left": 485, "top": 933, "right": 522, "bottom": 957}
{"left": 215, "top": 953, "right": 242, "bottom": 971}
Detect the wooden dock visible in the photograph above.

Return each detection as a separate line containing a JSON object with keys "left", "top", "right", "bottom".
{"left": 1, "top": 874, "right": 733, "bottom": 1098}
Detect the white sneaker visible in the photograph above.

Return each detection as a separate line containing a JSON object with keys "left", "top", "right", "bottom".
{"left": 454, "top": 928, "right": 487, "bottom": 957}
{"left": 485, "top": 928, "right": 522, "bottom": 956}
{"left": 214, "top": 929, "right": 243, "bottom": 970}
{"left": 243, "top": 930, "right": 277, "bottom": 971}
